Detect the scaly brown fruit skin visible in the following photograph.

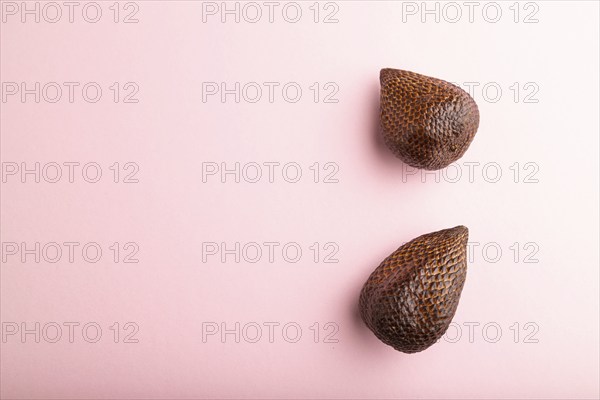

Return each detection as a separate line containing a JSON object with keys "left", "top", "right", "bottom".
{"left": 359, "top": 226, "right": 469, "bottom": 353}
{"left": 380, "top": 69, "right": 480, "bottom": 170}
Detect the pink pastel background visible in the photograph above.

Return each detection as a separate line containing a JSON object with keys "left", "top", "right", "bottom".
{"left": 1, "top": 1, "right": 599, "bottom": 399}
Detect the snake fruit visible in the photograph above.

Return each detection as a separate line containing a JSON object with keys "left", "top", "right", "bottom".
{"left": 359, "top": 226, "right": 469, "bottom": 353}
{"left": 380, "top": 68, "right": 480, "bottom": 170}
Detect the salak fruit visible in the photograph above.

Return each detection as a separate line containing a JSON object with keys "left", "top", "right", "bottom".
{"left": 380, "top": 68, "right": 479, "bottom": 170}
{"left": 359, "top": 226, "right": 469, "bottom": 353}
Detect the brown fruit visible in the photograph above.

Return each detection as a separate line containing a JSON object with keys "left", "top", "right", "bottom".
{"left": 380, "top": 68, "right": 480, "bottom": 170}
{"left": 359, "top": 226, "right": 469, "bottom": 353}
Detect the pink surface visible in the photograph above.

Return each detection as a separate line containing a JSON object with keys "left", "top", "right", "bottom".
{"left": 1, "top": 1, "right": 599, "bottom": 399}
